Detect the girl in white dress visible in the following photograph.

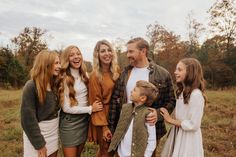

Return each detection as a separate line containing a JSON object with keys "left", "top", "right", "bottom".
{"left": 160, "top": 58, "right": 207, "bottom": 157}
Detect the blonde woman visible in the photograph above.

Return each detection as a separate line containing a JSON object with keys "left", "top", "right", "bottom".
{"left": 59, "top": 45, "right": 103, "bottom": 157}
{"left": 88, "top": 40, "right": 120, "bottom": 157}
{"left": 21, "top": 50, "right": 61, "bottom": 157}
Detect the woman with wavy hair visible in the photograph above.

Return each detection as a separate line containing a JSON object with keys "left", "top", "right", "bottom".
{"left": 21, "top": 50, "right": 61, "bottom": 157}
{"left": 59, "top": 45, "right": 103, "bottom": 157}
{"left": 88, "top": 40, "right": 120, "bottom": 157}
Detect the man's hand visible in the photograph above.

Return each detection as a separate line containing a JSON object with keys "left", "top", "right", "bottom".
{"left": 146, "top": 108, "right": 157, "bottom": 126}
{"left": 37, "top": 146, "right": 47, "bottom": 157}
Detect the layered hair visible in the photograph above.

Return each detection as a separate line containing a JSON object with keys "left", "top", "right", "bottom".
{"left": 59, "top": 45, "right": 89, "bottom": 107}
{"left": 136, "top": 80, "right": 158, "bottom": 106}
{"left": 176, "top": 58, "right": 207, "bottom": 104}
{"left": 30, "top": 50, "right": 59, "bottom": 105}
{"left": 93, "top": 40, "right": 119, "bottom": 82}
{"left": 126, "top": 37, "right": 149, "bottom": 56}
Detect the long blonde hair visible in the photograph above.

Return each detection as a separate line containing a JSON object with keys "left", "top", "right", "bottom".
{"left": 59, "top": 45, "right": 89, "bottom": 107}
{"left": 93, "top": 40, "right": 120, "bottom": 82}
{"left": 30, "top": 50, "right": 59, "bottom": 105}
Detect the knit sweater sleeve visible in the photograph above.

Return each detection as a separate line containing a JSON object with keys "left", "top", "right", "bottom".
{"left": 20, "top": 80, "right": 46, "bottom": 150}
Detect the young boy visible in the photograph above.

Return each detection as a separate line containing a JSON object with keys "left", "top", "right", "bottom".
{"left": 108, "top": 80, "right": 158, "bottom": 157}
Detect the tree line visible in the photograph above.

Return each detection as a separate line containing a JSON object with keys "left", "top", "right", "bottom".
{"left": 0, "top": 0, "right": 235, "bottom": 89}
{"left": 116, "top": 0, "right": 236, "bottom": 89}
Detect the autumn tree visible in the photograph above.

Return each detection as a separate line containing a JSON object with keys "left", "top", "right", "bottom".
{"left": 84, "top": 61, "right": 93, "bottom": 73}
{"left": 186, "top": 12, "right": 205, "bottom": 56}
{"left": 208, "top": 0, "right": 236, "bottom": 52}
{"left": 11, "top": 27, "right": 48, "bottom": 70}
{"left": 112, "top": 38, "right": 126, "bottom": 53}
{"left": 200, "top": 36, "right": 235, "bottom": 88}
{"left": 146, "top": 22, "right": 187, "bottom": 76}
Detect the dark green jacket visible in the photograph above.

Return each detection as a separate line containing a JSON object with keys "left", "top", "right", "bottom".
{"left": 108, "top": 103, "right": 150, "bottom": 157}
{"left": 21, "top": 80, "right": 59, "bottom": 149}
{"left": 108, "top": 61, "right": 176, "bottom": 139}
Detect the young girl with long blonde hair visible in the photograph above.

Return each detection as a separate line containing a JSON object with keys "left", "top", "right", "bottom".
{"left": 59, "top": 45, "right": 102, "bottom": 157}
{"left": 21, "top": 50, "right": 61, "bottom": 157}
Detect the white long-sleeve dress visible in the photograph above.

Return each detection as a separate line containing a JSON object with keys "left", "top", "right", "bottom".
{"left": 161, "top": 89, "right": 204, "bottom": 157}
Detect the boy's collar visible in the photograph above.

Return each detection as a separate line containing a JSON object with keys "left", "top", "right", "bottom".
{"left": 132, "top": 102, "right": 147, "bottom": 109}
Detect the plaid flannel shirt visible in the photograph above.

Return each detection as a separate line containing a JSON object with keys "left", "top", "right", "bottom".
{"left": 108, "top": 61, "right": 176, "bottom": 139}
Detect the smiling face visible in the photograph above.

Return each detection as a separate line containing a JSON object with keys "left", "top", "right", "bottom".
{"left": 52, "top": 56, "right": 61, "bottom": 76}
{"left": 98, "top": 44, "right": 113, "bottom": 66}
{"left": 126, "top": 43, "right": 144, "bottom": 67}
{"left": 174, "top": 61, "right": 187, "bottom": 83}
{"left": 69, "top": 47, "right": 83, "bottom": 69}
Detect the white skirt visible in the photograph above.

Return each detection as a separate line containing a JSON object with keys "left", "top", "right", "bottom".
{"left": 23, "top": 117, "right": 59, "bottom": 157}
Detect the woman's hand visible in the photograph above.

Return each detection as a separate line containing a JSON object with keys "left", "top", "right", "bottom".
{"left": 37, "top": 146, "right": 47, "bottom": 157}
{"left": 92, "top": 100, "right": 103, "bottom": 112}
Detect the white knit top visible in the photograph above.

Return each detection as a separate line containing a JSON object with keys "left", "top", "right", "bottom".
{"left": 61, "top": 68, "right": 92, "bottom": 114}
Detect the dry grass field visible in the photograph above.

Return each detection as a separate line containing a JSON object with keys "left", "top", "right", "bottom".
{"left": 0, "top": 88, "right": 235, "bottom": 157}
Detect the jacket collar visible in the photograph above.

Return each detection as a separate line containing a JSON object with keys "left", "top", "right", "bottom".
{"left": 125, "top": 58, "right": 155, "bottom": 73}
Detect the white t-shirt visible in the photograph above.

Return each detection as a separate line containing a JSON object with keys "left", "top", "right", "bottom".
{"left": 126, "top": 66, "right": 149, "bottom": 103}
{"left": 117, "top": 118, "right": 156, "bottom": 157}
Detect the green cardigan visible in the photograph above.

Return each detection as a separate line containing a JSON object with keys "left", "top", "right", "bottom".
{"left": 108, "top": 103, "right": 150, "bottom": 157}
{"left": 20, "top": 80, "right": 60, "bottom": 149}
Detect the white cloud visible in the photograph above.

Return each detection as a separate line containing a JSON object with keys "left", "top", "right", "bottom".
{"left": 0, "top": 0, "right": 216, "bottom": 61}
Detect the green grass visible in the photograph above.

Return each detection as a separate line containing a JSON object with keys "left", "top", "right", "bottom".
{"left": 0, "top": 89, "right": 235, "bottom": 156}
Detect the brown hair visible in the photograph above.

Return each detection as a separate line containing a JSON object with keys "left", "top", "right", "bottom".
{"left": 127, "top": 37, "right": 149, "bottom": 56}
{"left": 93, "top": 40, "right": 120, "bottom": 82}
{"left": 136, "top": 80, "right": 158, "bottom": 106}
{"left": 176, "top": 58, "right": 207, "bottom": 104}
{"left": 30, "top": 50, "right": 59, "bottom": 105}
{"left": 59, "top": 45, "right": 89, "bottom": 107}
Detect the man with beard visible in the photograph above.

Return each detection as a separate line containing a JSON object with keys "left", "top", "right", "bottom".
{"left": 108, "top": 37, "right": 176, "bottom": 157}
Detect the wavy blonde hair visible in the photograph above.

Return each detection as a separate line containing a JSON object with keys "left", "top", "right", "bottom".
{"left": 30, "top": 50, "right": 59, "bottom": 105}
{"left": 93, "top": 40, "right": 120, "bottom": 82}
{"left": 58, "top": 45, "right": 89, "bottom": 107}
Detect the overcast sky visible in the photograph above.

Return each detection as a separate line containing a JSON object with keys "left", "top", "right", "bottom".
{"left": 0, "top": 0, "right": 216, "bottom": 61}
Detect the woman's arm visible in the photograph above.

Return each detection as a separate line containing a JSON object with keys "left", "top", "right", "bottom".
{"left": 160, "top": 107, "right": 181, "bottom": 127}
{"left": 89, "top": 73, "right": 108, "bottom": 126}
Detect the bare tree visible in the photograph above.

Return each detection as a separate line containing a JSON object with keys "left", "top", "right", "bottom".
{"left": 11, "top": 27, "right": 48, "bottom": 69}
{"left": 208, "top": 0, "right": 236, "bottom": 52}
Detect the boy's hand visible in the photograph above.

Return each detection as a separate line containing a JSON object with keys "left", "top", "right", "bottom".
{"left": 146, "top": 108, "right": 157, "bottom": 126}
{"left": 103, "top": 129, "right": 112, "bottom": 142}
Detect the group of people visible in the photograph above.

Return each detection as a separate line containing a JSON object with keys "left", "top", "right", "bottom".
{"left": 21, "top": 37, "right": 206, "bottom": 157}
